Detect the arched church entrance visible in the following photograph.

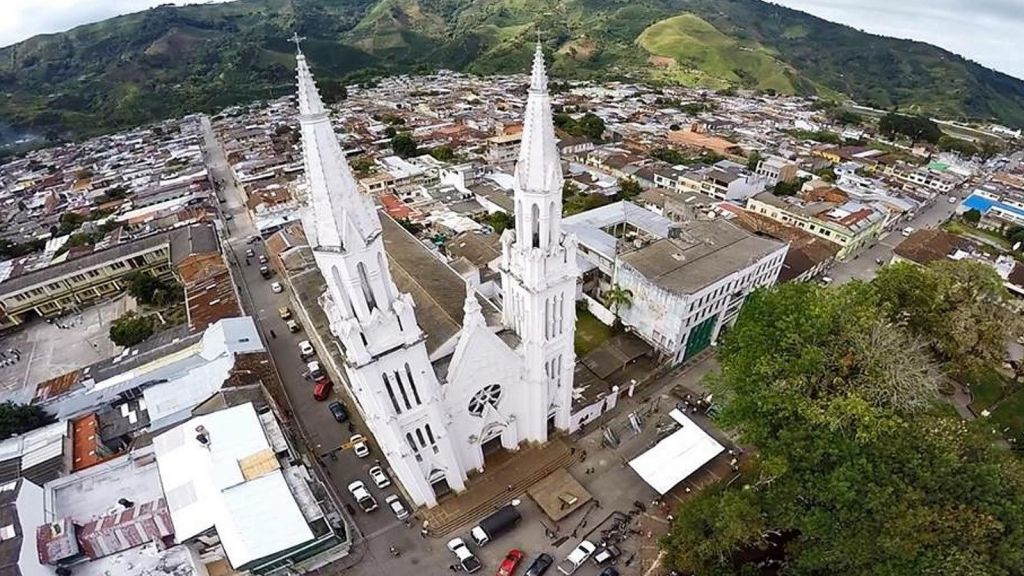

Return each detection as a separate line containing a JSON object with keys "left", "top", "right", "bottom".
{"left": 480, "top": 423, "right": 508, "bottom": 466}
{"left": 429, "top": 468, "right": 452, "bottom": 500}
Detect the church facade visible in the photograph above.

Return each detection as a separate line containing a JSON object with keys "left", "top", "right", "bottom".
{"left": 294, "top": 44, "right": 578, "bottom": 507}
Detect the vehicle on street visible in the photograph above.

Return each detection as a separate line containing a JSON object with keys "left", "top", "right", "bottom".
{"left": 313, "top": 376, "right": 332, "bottom": 401}
{"left": 259, "top": 254, "right": 268, "bottom": 264}
{"left": 369, "top": 465, "right": 391, "bottom": 488}
{"left": 259, "top": 265, "right": 271, "bottom": 278}
{"left": 350, "top": 434, "right": 370, "bottom": 457}
{"left": 447, "top": 538, "right": 482, "bottom": 573}
{"left": 287, "top": 319, "right": 300, "bottom": 333}
{"left": 385, "top": 494, "right": 409, "bottom": 520}
{"left": 902, "top": 226, "right": 915, "bottom": 237}
{"left": 278, "top": 306, "right": 292, "bottom": 320}
{"left": 948, "top": 196, "right": 958, "bottom": 204}
{"left": 471, "top": 504, "right": 522, "bottom": 546}
{"left": 593, "top": 544, "right": 621, "bottom": 565}
{"left": 328, "top": 401, "right": 348, "bottom": 422}
{"left": 271, "top": 281, "right": 283, "bottom": 293}
{"left": 597, "top": 568, "right": 619, "bottom": 576}
{"left": 247, "top": 235, "right": 261, "bottom": 244}
{"left": 497, "top": 549, "right": 524, "bottom": 576}
{"left": 523, "top": 554, "right": 554, "bottom": 576}
{"left": 347, "top": 480, "right": 377, "bottom": 512}
{"left": 224, "top": 213, "right": 234, "bottom": 221}
{"left": 820, "top": 276, "right": 833, "bottom": 285}
{"left": 299, "top": 340, "right": 315, "bottom": 358}
{"left": 245, "top": 248, "right": 255, "bottom": 258}
{"left": 557, "top": 541, "right": 596, "bottom": 575}
{"left": 307, "top": 360, "right": 324, "bottom": 379}
{"left": 875, "top": 257, "right": 885, "bottom": 266}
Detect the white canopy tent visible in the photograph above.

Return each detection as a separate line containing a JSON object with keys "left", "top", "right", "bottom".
{"left": 628, "top": 409, "right": 725, "bottom": 494}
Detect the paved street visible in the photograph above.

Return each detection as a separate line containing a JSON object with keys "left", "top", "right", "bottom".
{"left": 199, "top": 117, "right": 412, "bottom": 570}
{"left": 829, "top": 192, "right": 962, "bottom": 284}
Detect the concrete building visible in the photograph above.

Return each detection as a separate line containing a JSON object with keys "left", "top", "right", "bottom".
{"left": 755, "top": 156, "right": 798, "bottom": 186}
{"left": 565, "top": 201, "right": 787, "bottom": 365}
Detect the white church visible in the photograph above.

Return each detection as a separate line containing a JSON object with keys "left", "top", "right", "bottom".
{"left": 294, "top": 44, "right": 582, "bottom": 507}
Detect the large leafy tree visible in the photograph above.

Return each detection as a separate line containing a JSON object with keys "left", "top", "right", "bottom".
{"left": 0, "top": 402, "right": 55, "bottom": 440}
{"left": 661, "top": 280, "right": 1024, "bottom": 576}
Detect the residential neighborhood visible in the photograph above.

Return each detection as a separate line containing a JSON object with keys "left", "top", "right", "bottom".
{"left": 0, "top": 45, "right": 1022, "bottom": 576}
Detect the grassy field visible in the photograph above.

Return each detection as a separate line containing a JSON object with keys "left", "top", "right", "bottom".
{"left": 574, "top": 308, "right": 614, "bottom": 357}
{"left": 636, "top": 14, "right": 795, "bottom": 94}
{"left": 964, "top": 365, "right": 1010, "bottom": 413}
{"left": 989, "top": 389, "right": 1024, "bottom": 446}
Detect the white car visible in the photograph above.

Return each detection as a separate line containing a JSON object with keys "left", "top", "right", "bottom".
{"left": 350, "top": 434, "right": 370, "bottom": 458}
{"left": 347, "top": 480, "right": 377, "bottom": 512}
{"left": 298, "top": 340, "right": 315, "bottom": 358}
{"left": 557, "top": 540, "right": 597, "bottom": 575}
{"left": 271, "top": 281, "right": 283, "bottom": 293}
{"left": 369, "top": 465, "right": 391, "bottom": 489}
{"left": 385, "top": 494, "right": 409, "bottom": 520}
{"left": 447, "top": 538, "right": 482, "bottom": 573}
{"left": 948, "top": 196, "right": 958, "bottom": 204}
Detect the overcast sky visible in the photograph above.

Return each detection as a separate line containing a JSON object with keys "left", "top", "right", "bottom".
{"left": 1, "top": 0, "right": 1021, "bottom": 80}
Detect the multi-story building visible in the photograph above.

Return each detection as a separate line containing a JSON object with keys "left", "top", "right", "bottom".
{"left": 746, "top": 190, "right": 886, "bottom": 260}
{"left": 755, "top": 156, "right": 798, "bottom": 186}
{"left": 565, "top": 200, "right": 787, "bottom": 365}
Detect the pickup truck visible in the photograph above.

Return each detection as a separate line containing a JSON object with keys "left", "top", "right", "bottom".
{"left": 347, "top": 480, "right": 377, "bottom": 513}
{"left": 557, "top": 540, "right": 596, "bottom": 575}
{"left": 446, "top": 538, "right": 482, "bottom": 573}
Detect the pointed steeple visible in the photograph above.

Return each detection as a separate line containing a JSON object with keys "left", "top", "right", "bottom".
{"left": 462, "top": 281, "right": 484, "bottom": 328}
{"left": 295, "top": 51, "right": 380, "bottom": 249}
{"left": 514, "top": 42, "right": 562, "bottom": 196}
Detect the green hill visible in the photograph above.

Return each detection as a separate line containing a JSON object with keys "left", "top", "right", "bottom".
{"left": 2, "top": 0, "right": 1024, "bottom": 143}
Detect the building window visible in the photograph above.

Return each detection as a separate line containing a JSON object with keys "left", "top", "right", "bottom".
{"left": 468, "top": 384, "right": 503, "bottom": 417}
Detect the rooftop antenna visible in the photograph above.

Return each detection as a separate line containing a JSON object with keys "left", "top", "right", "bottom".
{"left": 290, "top": 32, "right": 306, "bottom": 55}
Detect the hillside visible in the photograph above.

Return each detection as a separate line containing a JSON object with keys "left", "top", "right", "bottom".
{"left": 2, "top": 0, "right": 1024, "bottom": 144}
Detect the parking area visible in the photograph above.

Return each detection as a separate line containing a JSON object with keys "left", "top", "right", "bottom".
{"left": 0, "top": 297, "right": 128, "bottom": 403}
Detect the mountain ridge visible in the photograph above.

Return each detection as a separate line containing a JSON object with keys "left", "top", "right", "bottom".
{"left": 1, "top": 0, "right": 1023, "bottom": 144}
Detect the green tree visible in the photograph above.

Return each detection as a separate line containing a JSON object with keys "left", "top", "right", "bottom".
{"left": 661, "top": 281, "right": 1024, "bottom": 575}
{"left": 879, "top": 113, "right": 943, "bottom": 143}
{"left": 484, "top": 211, "right": 514, "bottom": 234}
{"left": 109, "top": 312, "right": 154, "bottom": 347}
{"left": 963, "top": 208, "right": 982, "bottom": 224}
{"left": 604, "top": 284, "right": 633, "bottom": 315}
{"left": 319, "top": 79, "right": 348, "bottom": 104}
{"left": 562, "top": 181, "right": 580, "bottom": 197}
{"left": 390, "top": 132, "right": 418, "bottom": 158}
{"left": 0, "top": 401, "right": 56, "bottom": 440}
{"left": 746, "top": 151, "right": 762, "bottom": 172}
{"left": 126, "top": 272, "right": 175, "bottom": 306}
{"left": 873, "top": 260, "right": 1021, "bottom": 371}
{"left": 429, "top": 145, "right": 455, "bottom": 162}
{"left": 617, "top": 178, "right": 642, "bottom": 200}
{"left": 57, "top": 212, "right": 85, "bottom": 236}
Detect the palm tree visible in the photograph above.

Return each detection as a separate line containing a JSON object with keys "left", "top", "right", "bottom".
{"left": 604, "top": 284, "right": 633, "bottom": 316}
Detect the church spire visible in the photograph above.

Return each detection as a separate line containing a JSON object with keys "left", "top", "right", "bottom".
{"left": 514, "top": 42, "right": 562, "bottom": 196}
{"left": 295, "top": 49, "right": 380, "bottom": 249}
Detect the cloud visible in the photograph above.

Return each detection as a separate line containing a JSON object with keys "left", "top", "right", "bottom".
{"left": 0, "top": 0, "right": 203, "bottom": 48}
{"left": 769, "top": 0, "right": 1024, "bottom": 79}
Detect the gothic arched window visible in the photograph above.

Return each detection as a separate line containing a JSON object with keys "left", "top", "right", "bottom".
{"left": 468, "top": 384, "right": 503, "bottom": 417}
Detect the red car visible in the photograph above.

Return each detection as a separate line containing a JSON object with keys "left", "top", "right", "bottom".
{"left": 313, "top": 376, "right": 333, "bottom": 401}
{"left": 496, "top": 549, "right": 524, "bottom": 576}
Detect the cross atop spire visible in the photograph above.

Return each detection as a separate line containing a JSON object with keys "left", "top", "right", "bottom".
{"left": 529, "top": 40, "right": 548, "bottom": 94}
{"left": 290, "top": 33, "right": 306, "bottom": 55}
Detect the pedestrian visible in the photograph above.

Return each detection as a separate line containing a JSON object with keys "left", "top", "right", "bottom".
{"left": 270, "top": 329, "right": 276, "bottom": 339}
{"left": 594, "top": 500, "right": 601, "bottom": 509}
{"left": 570, "top": 447, "right": 576, "bottom": 456}
{"left": 449, "top": 565, "right": 457, "bottom": 572}
{"left": 420, "top": 529, "right": 429, "bottom": 538}
{"left": 506, "top": 484, "right": 513, "bottom": 492}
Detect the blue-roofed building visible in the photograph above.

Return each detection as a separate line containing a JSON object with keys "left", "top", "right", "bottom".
{"left": 958, "top": 188, "right": 1024, "bottom": 229}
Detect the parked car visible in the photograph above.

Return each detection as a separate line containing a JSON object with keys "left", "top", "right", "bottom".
{"left": 369, "top": 465, "right": 391, "bottom": 489}
{"left": 593, "top": 544, "right": 621, "bottom": 565}
{"left": 313, "top": 377, "right": 333, "bottom": 401}
{"left": 447, "top": 538, "right": 482, "bottom": 573}
{"left": 523, "top": 554, "right": 554, "bottom": 576}
{"left": 471, "top": 505, "right": 522, "bottom": 546}
{"left": 246, "top": 235, "right": 261, "bottom": 244}
{"left": 497, "top": 549, "right": 524, "bottom": 576}
{"left": 245, "top": 248, "right": 255, "bottom": 258}
{"left": 902, "top": 226, "right": 915, "bottom": 237}
{"left": 347, "top": 480, "right": 377, "bottom": 512}
{"left": 278, "top": 306, "right": 292, "bottom": 320}
{"left": 385, "top": 494, "right": 409, "bottom": 520}
{"left": 258, "top": 254, "right": 268, "bottom": 264}
{"left": 259, "top": 265, "right": 271, "bottom": 278}
{"left": 597, "top": 568, "right": 619, "bottom": 576}
{"left": 287, "top": 319, "right": 300, "bottom": 333}
{"left": 307, "top": 360, "right": 324, "bottom": 379}
{"left": 350, "top": 434, "right": 370, "bottom": 458}
{"left": 224, "top": 213, "right": 234, "bottom": 221}
{"left": 328, "top": 401, "right": 348, "bottom": 423}
{"left": 271, "top": 281, "right": 283, "bottom": 293}
{"left": 298, "top": 340, "right": 315, "bottom": 359}
{"left": 557, "top": 541, "right": 596, "bottom": 575}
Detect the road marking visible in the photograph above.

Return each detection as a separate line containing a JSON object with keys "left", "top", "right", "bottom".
{"left": 356, "top": 519, "right": 405, "bottom": 542}
{"left": 19, "top": 342, "right": 38, "bottom": 390}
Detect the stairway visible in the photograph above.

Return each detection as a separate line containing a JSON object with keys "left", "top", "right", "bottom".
{"left": 420, "top": 438, "right": 575, "bottom": 537}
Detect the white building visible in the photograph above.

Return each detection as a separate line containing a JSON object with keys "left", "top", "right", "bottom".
{"left": 565, "top": 201, "right": 787, "bottom": 365}
{"left": 296, "top": 44, "right": 577, "bottom": 508}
